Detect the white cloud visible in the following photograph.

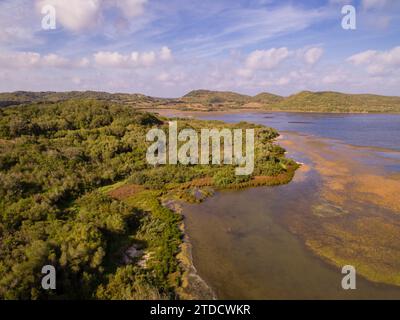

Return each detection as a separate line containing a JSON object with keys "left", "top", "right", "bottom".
{"left": 347, "top": 46, "right": 400, "bottom": 74}
{"left": 37, "top": 0, "right": 102, "bottom": 31}
{"left": 0, "top": 52, "right": 41, "bottom": 68}
{"left": 109, "top": 0, "right": 147, "bottom": 18}
{"left": 178, "top": 5, "right": 332, "bottom": 58}
{"left": 41, "top": 54, "right": 69, "bottom": 67}
{"left": 14, "top": 52, "right": 41, "bottom": 67}
{"left": 71, "top": 77, "right": 82, "bottom": 85}
{"left": 303, "top": 47, "right": 324, "bottom": 65}
{"left": 157, "top": 72, "right": 170, "bottom": 82}
{"left": 245, "top": 47, "right": 290, "bottom": 70}
{"left": 0, "top": 51, "right": 91, "bottom": 69}
{"left": 36, "top": 0, "right": 147, "bottom": 31}
{"left": 322, "top": 70, "right": 348, "bottom": 84}
{"left": 329, "top": 0, "right": 352, "bottom": 4}
{"left": 160, "top": 46, "right": 172, "bottom": 61}
{"left": 347, "top": 50, "right": 378, "bottom": 65}
{"left": 141, "top": 51, "right": 156, "bottom": 66}
{"left": 238, "top": 46, "right": 323, "bottom": 79}
{"left": 237, "top": 68, "right": 254, "bottom": 79}
{"left": 93, "top": 48, "right": 173, "bottom": 68}
{"left": 94, "top": 51, "right": 128, "bottom": 67}
{"left": 76, "top": 58, "right": 90, "bottom": 68}
{"left": 0, "top": 1, "right": 41, "bottom": 47}
{"left": 362, "top": 0, "right": 388, "bottom": 10}
{"left": 0, "top": 27, "right": 36, "bottom": 45}
{"left": 277, "top": 77, "right": 290, "bottom": 85}
{"left": 359, "top": 0, "right": 399, "bottom": 30}
{"left": 130, "top": 52, "right": 140, "bottom": 63}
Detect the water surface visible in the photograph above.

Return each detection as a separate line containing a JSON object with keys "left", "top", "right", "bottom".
{"left": 198, "top": 112, "right": 400, "bottom": 152}
{"left": 182, "top": 112, "right": 400, "bottom": 299}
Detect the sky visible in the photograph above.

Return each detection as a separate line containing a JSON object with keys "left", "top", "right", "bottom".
{"left": 0, "top": 0, "right": 399, "bottom": 97}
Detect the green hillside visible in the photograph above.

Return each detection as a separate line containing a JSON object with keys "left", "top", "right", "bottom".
{"left": 182, "top": 90, "right": 251, "bottom": 104}
{"left": 0, "top": 91, "right": 162, "bottom": 108}
{"left": 180, "top": 90, "right": 400, "bottom": 113}
{"left": 267, "top": 91, "right": 400, "bottom": 113}
{"left": 252, "top": 92, "right": 284, "bottom": 105}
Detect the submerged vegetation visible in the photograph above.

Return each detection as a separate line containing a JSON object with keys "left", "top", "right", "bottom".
{"left": 0, "top": 99, "right": 297, "bottom": 299}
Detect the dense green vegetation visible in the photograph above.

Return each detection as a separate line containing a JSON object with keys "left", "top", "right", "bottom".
{"left": 252, "top": 92, "right": 284, "bottom": 105}
{"left": 182, "top": 90, "right": 252, "bottom": 106}
{"left": 0, "top": 99, "right": 296, "bottom": 300}
{"left": 0, "top": 91, "right": 161, "bottom": 107}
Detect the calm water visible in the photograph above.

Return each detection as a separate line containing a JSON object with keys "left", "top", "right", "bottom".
{"left": 182, "top": 112, "right": 400, "bottom": 299}
{"left": 183, "top": 184, "right": 400, "bottom": 299}
{"left": 198, "top": 112, "right": 400, "bottom": 152}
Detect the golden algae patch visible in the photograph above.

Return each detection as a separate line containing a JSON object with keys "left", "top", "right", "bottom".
{"left": 280, "top": 131, "right": 400, "bottom": 286}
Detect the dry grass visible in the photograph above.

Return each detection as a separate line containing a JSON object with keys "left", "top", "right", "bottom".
{"left": 108, "top": 184, "right": 144, "bottom": 200}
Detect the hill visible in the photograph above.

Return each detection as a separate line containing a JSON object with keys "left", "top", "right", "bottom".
{"left": 252, "top": 92, "right": 284, "bottom": 105}
{"left": 1, "top": 90, "right": 400, "bottom": 113}
{"left": 267, "top": 91, "right": 400, "bottom": 113}
{"left": 0, "top": 91, "right": 163, "bottom": 108}
{"left": 182, "top": 90, "right": 251, "bottom": 104}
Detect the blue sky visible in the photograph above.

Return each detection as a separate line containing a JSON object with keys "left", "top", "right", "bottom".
{"left": 0, "top": 0, "right": 399, "bottom": 97}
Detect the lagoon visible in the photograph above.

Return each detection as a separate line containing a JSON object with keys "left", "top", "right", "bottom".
{"left": 182, "top": 112, "right": 400, "bottom": 299}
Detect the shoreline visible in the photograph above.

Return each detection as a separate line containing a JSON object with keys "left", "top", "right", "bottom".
{"left": 177, "top": 212, "right": 218, "bottom": 300}
{"left": 104, "top": 114, "right": 299, "bottom": 299}
{"left": 141, "top": 108, "right": 400, "bottom": 116}
{"left": 160, "top": 199, "right": 217, "bottom": 300}
{"left": 180, "top": 129, "right": 400, "bottom": 298}
{"left": 163, "top": 110, "right": 400, "bottom": 294}
{"left": 168, "top": 169, "right": 298, "bottom": 299}
{"left": 108, "top": 112, "right": 400, "bottom": 298}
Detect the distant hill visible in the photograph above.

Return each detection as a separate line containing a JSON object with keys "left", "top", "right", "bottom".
{"left": 182, "top": 90, "right": 252, "bottom": 104}
{"left": 1, "top": 90, "right": 399, "bottom": 113}
{"left": 180, "top": 90, "right": 285, "bottom": 110}
{"left": 267, "top": 91, "right": 400, "bottom": 113}
{"left": 0, "top": 91, "right": 162, "bottom": 108}
{"left": 181, "top": 90, "right": 400, "bottom": 113}
{"left": 252, "top": 92, "right": 284, "bottom": 105}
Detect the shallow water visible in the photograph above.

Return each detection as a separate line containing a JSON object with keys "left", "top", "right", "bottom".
{"left": 183, "top": 181, "right": 400, "bottom": 299}
{"left": 181, "top": 112, "right": 400, "bottom": 299}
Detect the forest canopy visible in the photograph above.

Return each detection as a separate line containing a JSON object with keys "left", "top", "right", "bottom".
{"left": 0, "top": 99, "right": 296, "bottom": 299}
